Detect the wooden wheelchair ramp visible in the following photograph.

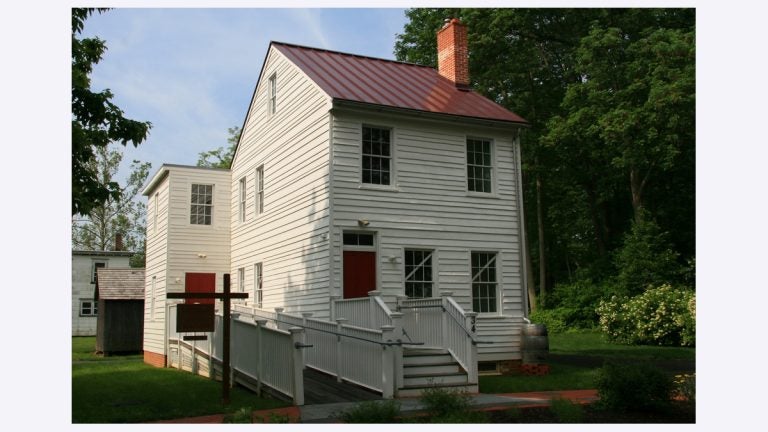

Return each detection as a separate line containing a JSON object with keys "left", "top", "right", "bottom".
{"left": 303, "top": 368, "right": 383, "bottom": 405}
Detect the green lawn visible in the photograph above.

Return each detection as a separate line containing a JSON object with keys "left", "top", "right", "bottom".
{"left": 549, "top": 330, "right": 695, "bottom": 360}
{"left": 479, "top": 330, "right": 695, "bottom": 394}
{"left": 72, "top": 337, "right": 289, "bottom": 423}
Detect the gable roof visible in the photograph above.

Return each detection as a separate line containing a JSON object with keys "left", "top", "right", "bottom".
{"left": 272, "top": 42, "right": 528, "bottom": 125}
{"left": 96, "top": 268, "right": 145, "bottom": 300}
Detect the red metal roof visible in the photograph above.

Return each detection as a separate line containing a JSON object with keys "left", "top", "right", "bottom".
{"left": 273, "top": 42, "right": 528, "bottom": 125}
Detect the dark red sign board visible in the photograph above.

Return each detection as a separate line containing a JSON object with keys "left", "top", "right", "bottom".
{"left": 176, "top": 303, "right": 215, "bottom": 333}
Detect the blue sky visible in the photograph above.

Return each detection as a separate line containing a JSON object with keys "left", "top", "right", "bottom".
{"left": 79, "top": 7, "right": 411, "bottom": 183}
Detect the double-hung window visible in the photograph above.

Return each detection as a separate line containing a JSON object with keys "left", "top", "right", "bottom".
{"left": 467, "top": 137, "right": 493, "bottom": 193}
{"left": 255, "top": 166, "right": 264, "bottom": 215}
{"left": 362, "top": 125, "right": 392, "bottom": 186}
{"left": 268, "top": 73, "right": 277, "bottom": 115}
{"left": 239, "top": 177, "right": 247, "bottom": 223}
{"left": 190, "top": 184, "right": 213, "bottom": 225}
{"left": 404, "top": 250, "right": 434, "bottom": 298}
{"left": 80, "top": 299, "right": 98, "bottom": 317}
{"left": 238, "top": 268, "right": 245, "bottom": 293}
{"left": 92, "top": 261, "right": 106, "bottom": 284}
{"left": 254, "top": 262, "right": 263, "bottom": 308}
{"left": 471, "top": 252, "right": 498, "bottom": 313}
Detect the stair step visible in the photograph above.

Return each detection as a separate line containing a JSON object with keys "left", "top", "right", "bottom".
{"left": 404, "top": 372, "right": 469, "bottom": 387}
{"left": 403, "top": 353, "right": 453, "bottom": 365}
{"left": 403, "top": 362, "right": 461, "bottom": 374}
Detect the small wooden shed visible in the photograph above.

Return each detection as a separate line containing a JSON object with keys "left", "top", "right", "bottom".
{"left": 95, "top": 268, "right": 145, "bottom": 355}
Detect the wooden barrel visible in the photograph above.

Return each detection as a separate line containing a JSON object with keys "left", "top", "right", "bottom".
{"left": 521, "top": 323, "right": 549, "bottom": 364}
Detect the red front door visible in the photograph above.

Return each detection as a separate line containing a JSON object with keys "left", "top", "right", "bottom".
{"left": 343, "top": 251, "right": 376, "bottom": 298}
{"left": 185, "top": 273, "right": 215, "bottom": 305}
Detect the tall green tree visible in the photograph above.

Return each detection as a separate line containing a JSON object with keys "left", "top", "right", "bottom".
{"left": 72, "top": 8, "right": 151, "bottom": 216}
{"left": 72, "top": 145, "right": 151, "bottom": 253}
{"left": 196, "top": 126, "right": 241, "bottom": 168}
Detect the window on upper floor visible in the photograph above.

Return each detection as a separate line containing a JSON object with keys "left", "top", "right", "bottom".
{"left": 239, "top": 177, "right": 247, "bottom": 223}
{"left": 254, "top": 262, "right": 263, "bottom": 308}
{"left": 153, "top": 192, "right": 159, "bottom": 233}
{"left": 190, "top": 184, "right": 213, "bottom": 225}
{"left": 268, "top": 73, "right": 277, "bottom": 115}
{"left": 361, "top": 125, "right": 392, "bottom": 186}
{"left": 92, "top": 261, "right": 106, "bottom": 284}
{"left": 255, "top": 166, "right": 264, "bottom": 215}
{"left": 80, "top": 299, "right": 98, "bottom": 317}
{"left": 467, "top": 137, "right": 493, "bottom": 193}
{"left": 238, "top": 267, "right": 245, "bottom": 293}
{"left": 471, "top": 251, "right": 498, "bottom": 313}
{"left": 405, "top": 249, "right": 434, "bottom": 299}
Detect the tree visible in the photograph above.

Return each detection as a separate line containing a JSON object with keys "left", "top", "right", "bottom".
{"left": 72, "top": 8, "right": 151, "bottom": 216}
{"left": 72, "top": 145, "right": 151, "bottom": 254}
{"left": 197, "top": 126, "right": 241, "bottom": 168}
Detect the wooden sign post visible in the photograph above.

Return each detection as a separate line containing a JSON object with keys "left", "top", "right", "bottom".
{"left": 167, "top": 273, "right": 247, "bottom": 404}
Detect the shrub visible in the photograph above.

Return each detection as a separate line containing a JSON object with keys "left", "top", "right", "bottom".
{"left": 549, "top": 397, "right": 584, "bottom": 423}
{"left": 339, "top": 400, "right": 401, "bottom": 423}
{"left": 595, "top": 362, "right": 673, "bottom": 413}
{"left": 596, "top": 284, "right": 695, "bottom": 346}
{"left": 418, "top": 387, "right": 488, "bottom": 422}
{"left": 614, "top": 213, "right": 684, "bottom": 296}
{"left": 223, "top": 407, "right": 252, "bottom": 423}
{"left": 529, "top": 308, "right": 570, "bottom": 333}
{"left": 673, "top": 373, "right": 696, "bottom": 403}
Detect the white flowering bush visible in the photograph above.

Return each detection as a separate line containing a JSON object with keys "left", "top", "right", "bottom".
{"left": 597, "top": 284, "right": 695, "bottom": 346}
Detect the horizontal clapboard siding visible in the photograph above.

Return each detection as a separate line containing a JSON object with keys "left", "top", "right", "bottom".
{"left": 331, "top": 110, "right": 525, "bottom": 360}
{"left": 230, "top": 47, "right": 333, "bottom": 319}
{"left": 143, "top": 175, "right": 170, "bottom": 356}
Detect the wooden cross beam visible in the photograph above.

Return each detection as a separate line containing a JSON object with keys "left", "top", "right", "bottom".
{"left": 167, "top": 274, "right": 248, "bottom": 405}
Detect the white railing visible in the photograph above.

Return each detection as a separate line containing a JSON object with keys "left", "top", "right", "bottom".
{"left": 230, "top": 316, "right": 305, "bottom": 405}
{"left": 398, "top": 293, "right": 478, "bottom": 383}
{"left": 331, "top": 291, "right": 393, "bottom": 329}
{"left": 238, "top": 306, "right": 394, "bottom": 397}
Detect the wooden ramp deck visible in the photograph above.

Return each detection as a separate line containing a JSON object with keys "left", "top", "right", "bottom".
{"left": 303, "top": 368, "right": 383, "bottom": 405}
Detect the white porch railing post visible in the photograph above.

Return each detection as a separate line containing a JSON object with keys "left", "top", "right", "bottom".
{"left": 335, "top": 318, "right": 347, "bottom": 383}
{"left": 289, "top": 327, "right": 305, "bottom": 406}
{"left": 301, "top": 312, "right": 313, "bottom": 369}
{"left": 380, "top": 325, "right": 395, "bottom": 399}
{"left": 368, "top": 290, "right": 381, "bottom": 328}
{"left": 395, "top": 295, "right": 408, "bottom": 312}
{"left": 330, "top": 295, "right": 341, "bottom": 320}
{"left": 440, "top": 292, "right": 453, "bottom": 348}
{"left": 465, "top": 311, "right": 479, "bottom": 383}
{"left": 274, "top": 307, "right": 284, "bottom": 330}
{"left": 255, "top": 319, "right": 267, "bottom": 395}
{"left": 389, "top": 312, "right": 404, "bottom": 395}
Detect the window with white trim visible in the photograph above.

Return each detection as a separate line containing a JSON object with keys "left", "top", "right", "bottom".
{"left": 80, "top": 299, "right": 98, "bottom": 317}
{"left": 342, "top": 232, "right": 375, "bottom": 247}
{"left": 467, "top": 138, "right": 493, "bottom": 193}
{"left": 268, "top": 73, "right": 277, "bottom": 115}
{"left": 153, "top": 192, "right": 159, "bottom": 233}
{"left": 362, "top": 125, "right": 392, "bottom": 186}
{"left": 190, "top": 184, "right": 213, "bottom": 225}
{"left": 254, "top": 262, "right": 263, "bottom": 308}
{"left": 91, "top": 261, "right": 106, "bottom": 284}
{"left": 471, "top": 252, "right": 498, "bottom": 313}
{"left": 238, "top": 268, "right": 245, "bottom": 293}
{"left": 255, "top": 166, "right": 264, "bottom": 215}
{"left": 150, "top": 276, "right": 156, "bottom": 321}
{"left": 405, "top": 250, "right": 433, "bottom": 299}
{"left": 239, "top": 177, "right": 247, "bottom": 223}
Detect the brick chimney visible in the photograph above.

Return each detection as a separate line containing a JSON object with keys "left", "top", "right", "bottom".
{"left": 115, "top": 233, "right": 123, "bottom": 251}
{"left": 437, "top": 18, "right": 469, "bottom": 90}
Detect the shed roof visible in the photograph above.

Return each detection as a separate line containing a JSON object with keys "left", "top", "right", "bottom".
{"left": 272, "top": 42, "right": 528, "bottom": 125}
{"left": 96, "top": 268, "right": 145, "bottom": 300}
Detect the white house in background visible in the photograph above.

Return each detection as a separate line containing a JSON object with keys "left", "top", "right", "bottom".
{"left": 72, "top": 250, "right": 133, "bottom": 336}
{"left": 142, "top": 19, "right": 530, "bottom": 384}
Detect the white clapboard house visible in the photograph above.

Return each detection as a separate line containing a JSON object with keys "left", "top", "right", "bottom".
{"left": 142, "top": 19, "right": 530, "bottom": 401}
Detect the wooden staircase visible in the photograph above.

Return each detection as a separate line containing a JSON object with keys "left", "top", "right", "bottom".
{"left": 398, "top": 348, "right": 478, "bottom": 397}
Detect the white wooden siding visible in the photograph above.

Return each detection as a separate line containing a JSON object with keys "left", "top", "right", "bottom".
{"left": 143, "top": 166, "right": 232, "bottom": 358}
{"left": 230, "top": 47, "right": 333, "bottom": 318}
{"left": 331, "top": 110, "right": 525, "bottom": 360}
{"left": 72, "top": 253, "right": 131, "bottom": 336}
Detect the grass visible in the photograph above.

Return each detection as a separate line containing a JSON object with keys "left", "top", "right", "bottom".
{"left": 72, "top": 337, "right": 289, "bottom": 423}
{"left": 479, "top": 330, "right": 695, "bottom": 394}
{"left": 548, "top": 330, "right": 695, "bottom": 360}
{"left": 480, "top": 361, "right": 598, "bottom": 393}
